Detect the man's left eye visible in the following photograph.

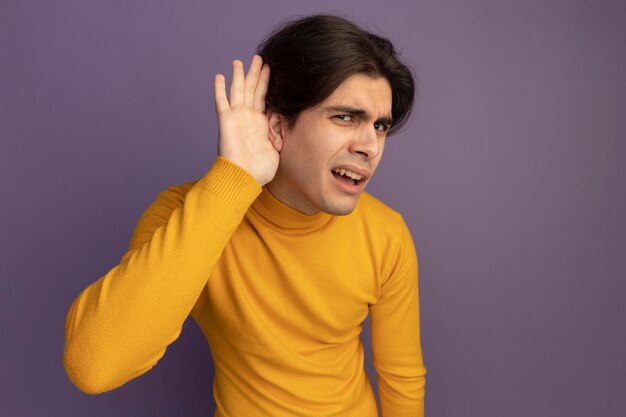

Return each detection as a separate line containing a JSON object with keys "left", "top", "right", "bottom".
{"left": 374, "top": 123, "right": 389, "bottom": 132}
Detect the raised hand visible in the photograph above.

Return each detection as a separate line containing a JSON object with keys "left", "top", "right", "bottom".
{"left": 214, "top": 55, "right": 278, "bottom": 186}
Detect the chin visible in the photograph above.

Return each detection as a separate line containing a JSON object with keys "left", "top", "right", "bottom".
{"left": 319, "top": 197, "right": 360, "bottom": 216}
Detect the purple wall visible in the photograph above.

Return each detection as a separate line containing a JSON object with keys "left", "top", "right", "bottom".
{"left": 2, "top": 1, "right": 625, "bottom": 416}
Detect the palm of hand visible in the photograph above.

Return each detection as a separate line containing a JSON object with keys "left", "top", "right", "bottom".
{"left": 214, "top": 56, "right": 279, "bottom": 186}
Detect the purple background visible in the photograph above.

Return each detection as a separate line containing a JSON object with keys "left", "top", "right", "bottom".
{"left": 2, "top": 1, "right": 625, "bottom": 416}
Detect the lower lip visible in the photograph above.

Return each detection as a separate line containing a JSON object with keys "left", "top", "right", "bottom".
{"left": 331, "top": 172, "right": 365, "bottom": 194}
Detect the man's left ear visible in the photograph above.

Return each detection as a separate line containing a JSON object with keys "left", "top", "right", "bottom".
{"left": 267, "top": 110, "right": 285, "bottom": 152}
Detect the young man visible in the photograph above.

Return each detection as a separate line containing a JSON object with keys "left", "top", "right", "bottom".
{"left": 64, "top": 14, "right": 426, "bottom": 416}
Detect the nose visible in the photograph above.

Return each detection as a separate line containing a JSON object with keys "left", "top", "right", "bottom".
{"left": 349, "top": 125, "right": 382, "bottom": 160}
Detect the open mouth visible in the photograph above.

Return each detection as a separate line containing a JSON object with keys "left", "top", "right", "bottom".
{"left": 331, "top": 168, "right": 365, "bottom": 186}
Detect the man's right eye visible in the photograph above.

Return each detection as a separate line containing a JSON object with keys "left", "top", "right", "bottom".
{"left": 333, "top": 115, "right": 353, "bottom": 122}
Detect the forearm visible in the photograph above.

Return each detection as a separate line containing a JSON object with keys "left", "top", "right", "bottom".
{"left": 63, "top": 157, "right": 260, "bottom": 394}
{"left": 374, "top": 300, "right": 427, "bottom": 417}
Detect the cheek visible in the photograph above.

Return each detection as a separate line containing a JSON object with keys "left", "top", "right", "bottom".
{"left": 283, "top": 124, "right": 339, "bottom": 173}
{"left": 301, "top": 139, "right": 335, "bottom": 167}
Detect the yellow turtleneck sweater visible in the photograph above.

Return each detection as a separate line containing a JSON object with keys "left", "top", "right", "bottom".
{"left": 64, "top": 157, "right": 426, "bottom": 416}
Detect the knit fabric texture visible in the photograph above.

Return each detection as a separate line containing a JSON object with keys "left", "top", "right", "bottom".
{"left": 64, "top": 156, "right": 426, "bottom": 416}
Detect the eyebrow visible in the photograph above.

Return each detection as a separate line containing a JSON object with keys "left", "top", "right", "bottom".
{"left": 323, "top": 105, "right": 393, "bottom": 126}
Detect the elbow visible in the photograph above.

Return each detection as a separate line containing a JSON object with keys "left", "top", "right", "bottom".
{"left": 63, "top": 342, "right": 118, "bottom": 395}
{"left": 63, "top": 337, "right": 160, "bottom": 395}
{"left": 66, "top": 373, "right": 111, "bottom": 395}
{"left": 377, "top": 363, "right": 427, "bottom": 400}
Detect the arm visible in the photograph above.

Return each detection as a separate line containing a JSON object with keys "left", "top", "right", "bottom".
{"left": 64, "top": 56, "right": 277, "bottom": 394}
{"left": 64, "top": 158, "right": 261, "bottom": 394}
{"left": 369, "top": 221, "right": 427, "bottom": 416}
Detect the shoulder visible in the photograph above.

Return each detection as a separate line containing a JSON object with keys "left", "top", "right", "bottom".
{"left": 351, "top": 193, "right": 416, "bottom": 283}
{"left": 353, "top": 192, "right": 407, "bottom": 232}
{"left": 348, "top": 192, "right": 412, "bottom": 252}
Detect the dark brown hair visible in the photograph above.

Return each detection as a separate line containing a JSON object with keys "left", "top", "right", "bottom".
{"left": 256, "top": 14, "right": 416, "bottom": 136}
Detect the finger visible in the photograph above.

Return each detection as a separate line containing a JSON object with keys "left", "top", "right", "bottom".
{"left": 243, "top": 55, "right": 263, "bottom": 107}
{"left": 253, "top": 64, "right": 270, "bottom": 112}
{"left": 214, "top": 74, "right": 229, "bottom": 114}
{"left": 229, "top": 60, "right": 245, "bottom": 107}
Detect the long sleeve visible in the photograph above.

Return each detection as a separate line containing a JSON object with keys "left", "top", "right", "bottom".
{"left": 369, "top": 220, "right": 427, "bottom": 416}
{"left": 63, "top": 157, "right": 261, "bottom": 394}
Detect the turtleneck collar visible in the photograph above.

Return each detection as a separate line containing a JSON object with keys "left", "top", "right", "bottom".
{"left": 250, "top": 186, "right": 333, "bottom": 230}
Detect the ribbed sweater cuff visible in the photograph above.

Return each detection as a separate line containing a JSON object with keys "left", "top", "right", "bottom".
{"left": 193, "top": 156, "right": 262, "bottom": 211}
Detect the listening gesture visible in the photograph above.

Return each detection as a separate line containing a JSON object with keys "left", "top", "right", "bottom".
{"left": 214, "top": 55, "right": 278, "bottom": 186}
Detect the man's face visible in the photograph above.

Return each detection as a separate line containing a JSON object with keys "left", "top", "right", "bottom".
{"left": 267, "top": 73, "right": 393, "bottom": 215}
